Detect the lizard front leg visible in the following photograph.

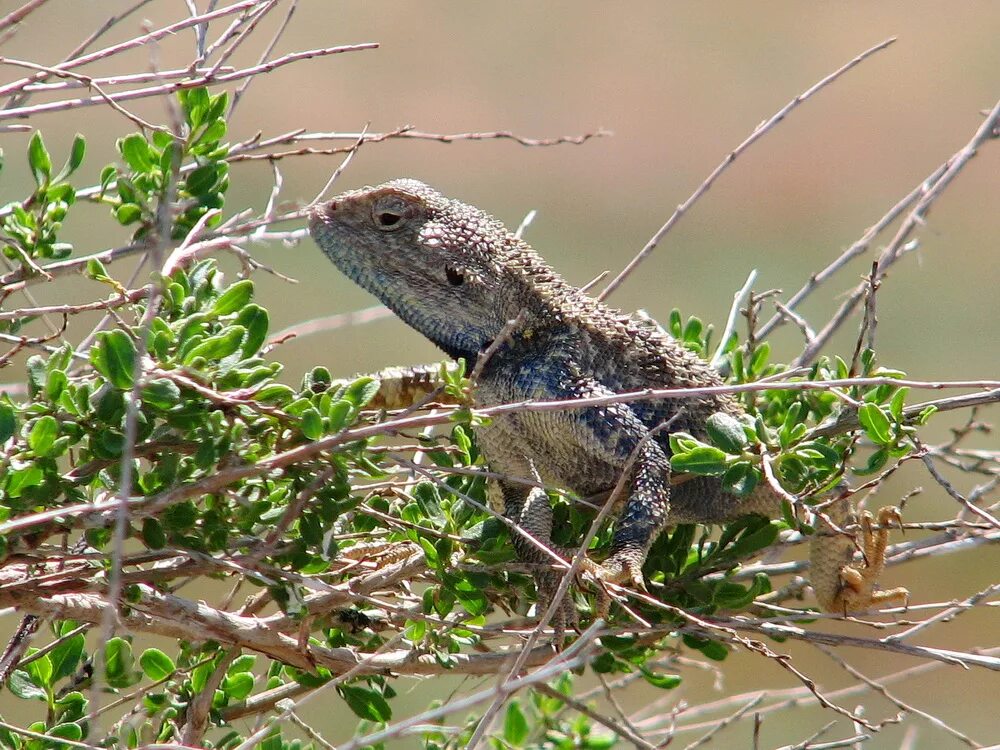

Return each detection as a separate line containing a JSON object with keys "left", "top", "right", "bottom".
{"left": 333, "top": 362, "right": 461, "bottom": 410}
{"left": 508, "top": 366, "right": 672, "bottom": 591}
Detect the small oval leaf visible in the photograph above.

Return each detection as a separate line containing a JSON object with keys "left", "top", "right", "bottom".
{"left": 858, "top": 403, "right": 892, "bottom": 445}
{"left": 670, "top": 446, "right": 728, "bottom": 475}
{"left": 92, "top": 329, "right": 137, "bottom": 390}
{"left": 139, "top": 648, "right": 175, "bottom": 681}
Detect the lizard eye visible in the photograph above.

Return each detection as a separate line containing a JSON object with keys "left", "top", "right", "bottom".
{"left": 445, "top": 266, "right": 465, "bottom": 286}
{"left": 371, "top": 195, "right": 410, "bottom": 231}
{"left": 375, "top": 210, "right": 404, "bottom": 229}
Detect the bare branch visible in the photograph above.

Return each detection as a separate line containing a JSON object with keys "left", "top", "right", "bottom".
{"left": 599, "top": 37, "right": 897, "bottom": 301}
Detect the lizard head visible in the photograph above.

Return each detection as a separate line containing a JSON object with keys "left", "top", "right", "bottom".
{"left": 309, "top": 179, "right": 562, "bottom": 361}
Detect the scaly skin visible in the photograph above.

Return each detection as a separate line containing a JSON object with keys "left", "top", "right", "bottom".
{"left": 310, "top": 179, "right": 907, "bottom": 625}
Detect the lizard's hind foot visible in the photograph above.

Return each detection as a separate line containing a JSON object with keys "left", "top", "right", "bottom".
{"left": 532, "top": 571, "right": 580, "bottom": 640}
{"left": 821, "top": 505, "right": 910, "bottom": 614}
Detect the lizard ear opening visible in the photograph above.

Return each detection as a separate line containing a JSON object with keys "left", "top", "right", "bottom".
{"left": 445, "top": 266, "right": 465, "bottom": 286}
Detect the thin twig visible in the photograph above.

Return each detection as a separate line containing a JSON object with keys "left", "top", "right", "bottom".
{"left": 598, "top": 37, "right": 896, "bottom": 301}
{"left": 796, "top": 98, "right": 1000, "bottom": 365}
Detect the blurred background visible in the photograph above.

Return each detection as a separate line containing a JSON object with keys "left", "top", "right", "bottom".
{"left": 1, "top": 2, "right": 997, "bottom": 747}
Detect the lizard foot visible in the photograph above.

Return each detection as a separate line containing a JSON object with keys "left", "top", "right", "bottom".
{"left": 532, "top": 570, "right": 580, "bottom": 638}
{"left": 829, "top": 505, "right": 909, "bottom": 613}
{"left": 578, "top": 550, "right": 648, "bottom": 619}
{"left": 531, "top": 550, "right": 646, "bottom": 637}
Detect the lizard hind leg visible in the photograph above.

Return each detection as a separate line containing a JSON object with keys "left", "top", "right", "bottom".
{"left": 811, "top": 499, "right": 910, "bottom": 613}
{"left": 500, "top": 483, "right": 582, "bottom": 636}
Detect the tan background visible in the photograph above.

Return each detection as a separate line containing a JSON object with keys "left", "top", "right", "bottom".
{"left": 1, "top": 1, "right": 998, "bottom": 747}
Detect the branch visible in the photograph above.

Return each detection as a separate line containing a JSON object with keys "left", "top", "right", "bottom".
{"left": 598, "top": 37, "right": 896, "bottom": 301}
{"left": 795, "top": 98, "right": 1000, "bottom": 365}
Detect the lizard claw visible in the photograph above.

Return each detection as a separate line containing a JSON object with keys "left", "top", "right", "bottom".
{"left": 582, "top": 550, "right": 648, "bottom": 599}
{"left": 827, "top": 505, "right": 909, "bottom": 613}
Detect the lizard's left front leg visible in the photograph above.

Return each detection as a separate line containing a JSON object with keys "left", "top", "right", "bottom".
{"left": 514, "top": 370, "right": 673, "bottom": 593}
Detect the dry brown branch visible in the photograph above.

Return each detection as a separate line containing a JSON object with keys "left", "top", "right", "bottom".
{"left": 0, "top": 0, "right": 260, "bottom": 98}
{"left": 0, "top": 0, "right": 48, "bottom": 36}
{"left": 752, "top": 160, "right": 947, "bottom": 345}
{"left": 0, "top": 42, "right": 379, "bottom": 122}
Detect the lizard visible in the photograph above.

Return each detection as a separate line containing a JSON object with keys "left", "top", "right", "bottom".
{"left": 308, "top": 178, "right": 909, "bottom": 626}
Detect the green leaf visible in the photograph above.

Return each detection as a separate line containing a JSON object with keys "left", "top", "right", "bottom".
{"left": 228, "top": 655, "right": 257, "bottom": 675}
{"left": 254, "top": 383, "right": 295, "bottom": 404}
{"left": 182, "top": 87, "right": 210, "bottom": 127}
{"left": 142, "top": 518, "right": 167, "bottom": 550}
{"left": 53, "top": 134, "right": 87, "bottom": 184}
{"left": 212, "top": 279, "right": 254, "bottom": 315}
{"left": 27, "top": 355, "right": 46, "bottom": 398}
{"left": 889, "top": 387, "right": 908, "bottom": 420}
{"left": 326, "top": 399, "right": 352, "bottom": 432}
{"left": 91, "top": 329, "right": 137, "bottom": 389}
{"left": 749, "top": 342, "right": 770, "bottom": 374}
{"left": 682, "top": 634, "right": 728, "bottom": 661}
{"left": 705, "top": 412, "right": 748, "bottom": 453}
{"left": 344, "top": 376, "right": 380, "bottom": 409}
{"left": 668, "top": 431, "right": 703, "bottom": 455}
{"left": 28, "top": 415, "right": 59, "bottom": 456}
{"left": 104, "top": 637, "right": 135, "bottom": 687}
{"left": 300, "top": 407, "right": 323, "bottom": 440}
{"left": 854, "top": 447, "right": 889, "bottom": 476}
{"left": 0, "top": 402, "right": 16, "bottom": 442}
{"left": 205, "top": 92, "right": 229, "bottom": 124}
{"left": 800, "top": 441, "right": 841, "bottom": 470}
{"left": 338, "top": 684, "right": 392, "bottom": 722}
{"left": 24, "top": 650, "right": 53, "bottom": 691}
{"left": 223, "top": 671, "right": 255, "bottom": 700}
{"left": 99, "top": 164, "right": 117, "bottom": 194}
{"left": 195, "top": 119, "right": 227, "bottom": 147}
{"left": 670, "top": 446, "right": 728, "bottom": 475}
{"left": 721, "top": 461, "right": 759, "bottom": 495}
{"left": 49, "top": 633, "right": 85, "bottom": 682}
{"left": 47, "top": 723, "right": 84, "bottom": 742}
{"left": 236, "top": 304, "right": 268, "bottom": 357}
{"left": 183, "top": 326, "right": 245, "bottom": 364}
{"left": 163, "top": 500, "right": 198, "bottom": 531}
{"left": 141, "top": 378, "right": 181, "bottom": 409}
{"left": 714, "top": 581, "right": 757, "bottom": 609}
{"left": 190, "top": 661, "right": 212, "bottom": 694}
{"left": 185, "top": 163, "right": 220, "bottom": 195}
{"left": 6, "top": 465, "right": 44, "bottom": 498}
{"left": 119, "top": 133, "right": 153, "bottom": 172}
{"left": 115, "top": 203, "right": 142, "bottom": 225}
{"left": 67, "top": 134, "right": 86, "bottom": 173}
{"left": 139, "top": 648, "right": 175, "bottom": 681}
{"left": 504, "top": 701, "right": 530, "bottom": 744}
{"left": 858, "top": 403, "right": 892, "bottom": 445}
{"left": 730, "top": 520, "right": 781, "bottom": 557}
{"left": 7, "top": 669, "right": 46, "bottom": 700}
{"left": 44, "top": 365, "right": 67, "bottom": 401}
{"left": 413, "top": 482, "right": 441, "bottom": 518}
{"left": 640, "top": 667, "right": 681, "bottom": 690}
{"left": 85, "top": 258, "right": 111, "bottom": 282}
{"left": 28, "top": 131, "right": 52, "bottom": 186}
